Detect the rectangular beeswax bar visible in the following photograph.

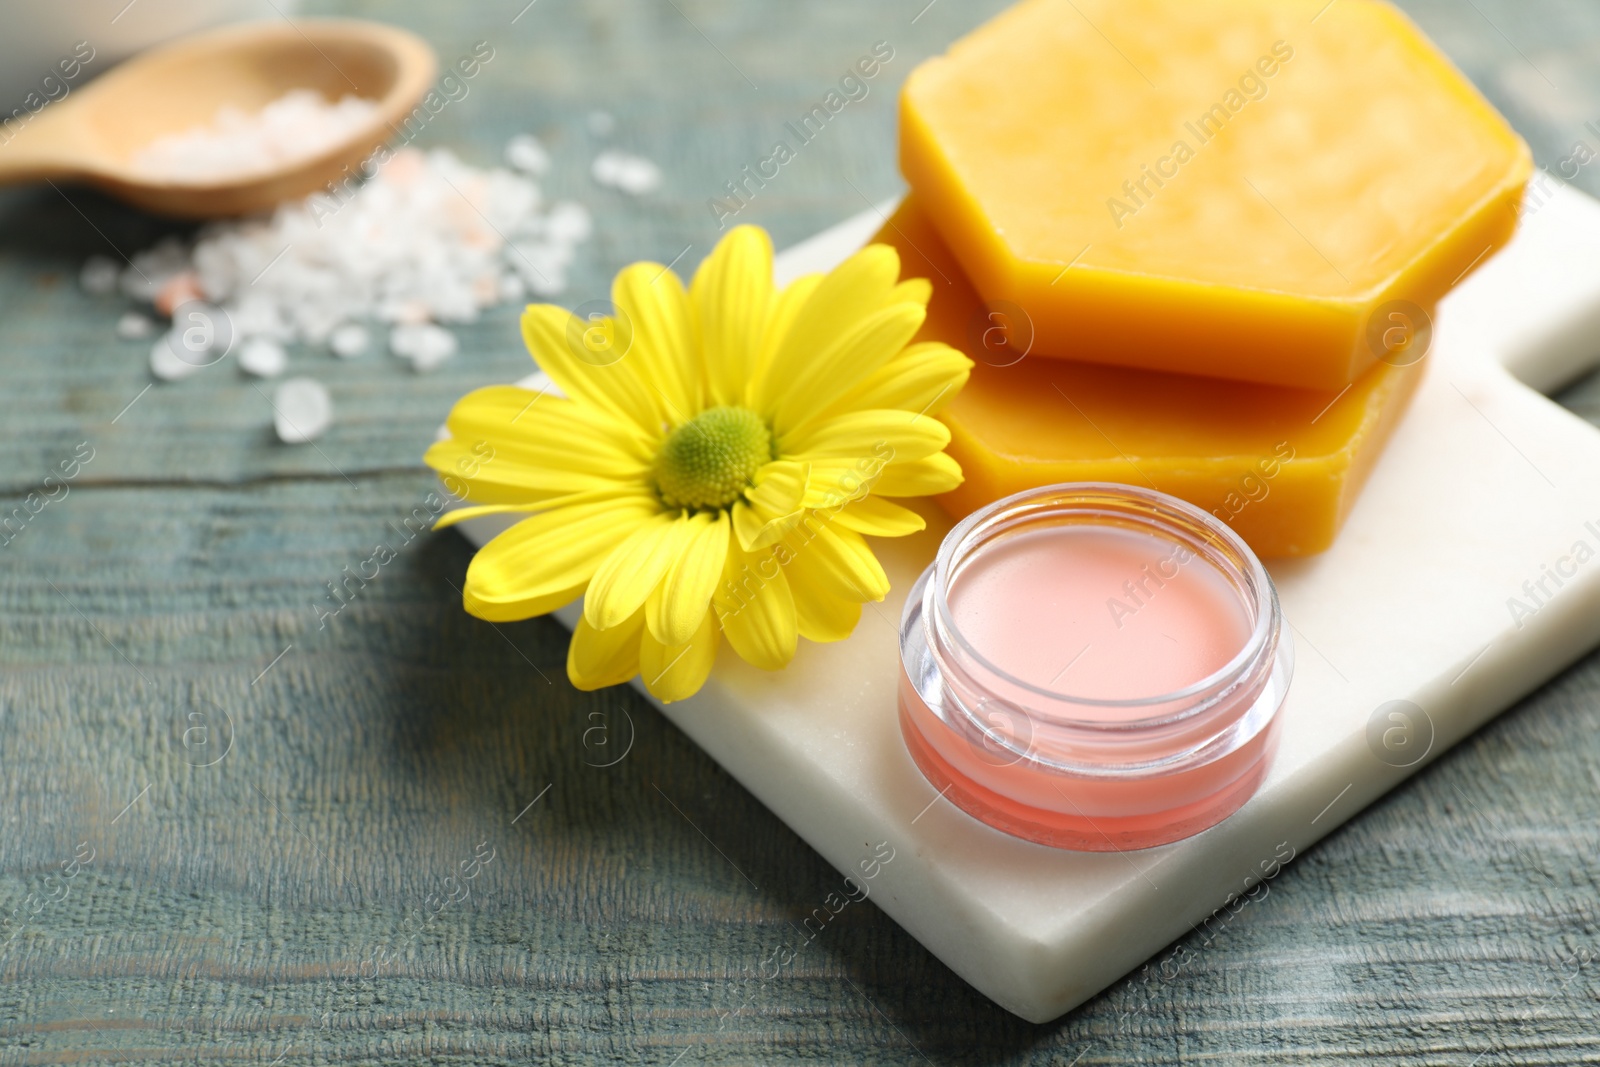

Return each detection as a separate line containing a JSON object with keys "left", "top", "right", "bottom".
{"left": 899, "top": 0, "right": 1530, "bottom": 390}
{"left": 878, "top": 198, "right": 1425, "bottom": 556}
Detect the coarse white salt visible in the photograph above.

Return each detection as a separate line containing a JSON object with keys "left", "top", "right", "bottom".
{"left": 116, "top": 312, "right": 155, "bottom": 339}
{"left": 505, "top": 133, "right": 551, "bottom": 176}
{"left": 499, "top": 273, "right": 526, "bottom": 302}
{"left": 120, "top": 237, "right": 191, "bottom": 303}
{"left": 80, "top": 255, "right": 120, "bottom": 295}
{"left": 544, "top": 200, "right": 593, "bottom": 245}
{"left": 117, "top": 146, "right": 587, "bottom": 351}
{"left": 150, "top": 334, "right": 205, "bottom": 381}
{"left": 149, "top": 301, "right": 233, "bottom": 383}
{"left": 390, "top": 323, "right": 458, "bottom": 372}
{"left": 329, "top": 323, "right": 370, "bottom": 359}
{"left": 273, "top": 377, "right": 333, "bottom": 443}
{"left": 239, "top": 338, "right": 288, "bottom": 378}
{"left": 99, "top": 139, "right": 595, "bottom": 419}
{"left": 592, "top": 150, "right": 662, "bottom": 196}
{"left": 133, "top": 89, "right": 381, "bottom": 184}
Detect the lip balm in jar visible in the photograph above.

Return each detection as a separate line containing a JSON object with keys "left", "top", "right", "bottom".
{"left": 899, "top": 483, "right": 1293, "bottom": 851}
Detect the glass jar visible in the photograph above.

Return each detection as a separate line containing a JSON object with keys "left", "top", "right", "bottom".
{"left": 898, "top": 483, "right": 1293, "bottom": 850}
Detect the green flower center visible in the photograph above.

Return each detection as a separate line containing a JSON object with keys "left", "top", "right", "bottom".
{"left": 654, "top": 406, "right": 775, "bottom": 511}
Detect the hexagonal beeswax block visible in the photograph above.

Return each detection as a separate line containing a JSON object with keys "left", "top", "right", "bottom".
{"left": 899, "top": 0, "right": 1531, "bottom": 390}
{"left": 876, "top": 199, "right": 1424, "bottom": 556}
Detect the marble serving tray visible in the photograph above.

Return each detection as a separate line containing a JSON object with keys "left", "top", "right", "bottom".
{"left": 449, "top": 181, "right": 1600, "bottom": 1022}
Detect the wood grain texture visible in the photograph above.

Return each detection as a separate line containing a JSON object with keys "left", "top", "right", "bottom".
{"left": 2, "top": 0, "right": 1599, "bottom": 1063}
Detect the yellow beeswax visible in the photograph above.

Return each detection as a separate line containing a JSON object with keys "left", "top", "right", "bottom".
{"left": 876, "top": 198, "right": 1425, "bottom": 556}
{"left": 899, "top": 0, "right": 1530, "bottom": 390}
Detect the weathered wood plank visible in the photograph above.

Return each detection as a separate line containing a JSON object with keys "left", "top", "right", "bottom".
{"left": 2, "top": 0, "right": 1599, "bottom": 1063}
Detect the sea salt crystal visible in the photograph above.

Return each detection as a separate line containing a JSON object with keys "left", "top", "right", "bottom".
{"left": 150, "top": 334, "right": 205, "bottom": 381}
{"left": 116, "top": 143, "right": 594, "bottom": 419}
{"left": 80, "top": 255, "right": 120, "bottom": 295}
{"left": 238, "top": 338, "right": 288, "bottom": 378}
{"left": 390, "top": 323, "right": 458, "bottom": 372}
{"left": 134, "top": 89, "right": 381, "bottom": 183}
{"left": 592, "top": 150, "right": 662, "bottom": 196}
{"left": 128, "top": 147, "right": 581, "bottom": 346}
{"left": 273, "top": 377, "right": 333, "bottom": 443}
{"left": 166, "top": 301, "right": 233, "bottom": 364}
{"left": 329, "top": 324, "right": 370, "bottom": 359}
{"left": 508, "top": 238, "right": 576, "bottom": 297}
{"left": 228, "top": 292, "right": 289, "bottom": 343}
{"left": 120, "top": 237, "right": 190, "bottom": 302}
{"left": 505, "top": 134, "right": 551, "bottom": 176}
{"left": 154, "top": 270, "right": 204, "bottom": 317}
{"left": 116, "top": 312, "right": 155, "bottom": 339}
{"left": 545, "top": 201, "right": 593, "bottom": 244}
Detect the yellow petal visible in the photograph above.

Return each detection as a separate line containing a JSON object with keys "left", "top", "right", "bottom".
{"left": 584, "top": 512, "right": 689, "bottom": 631}
{"left": 435, "top": 388, "right": 652, "bottom": 502}
{"left": 435, "top": 487, "right": 658, "bottom": 527}
{"left": 648, "top": 511, "right": 731, "bottom": 646}
{"left": 782, "top": 545, "right": 865, "bottom": 643}
{"left": 433, "top": 504, "right": 535, "bottom": 530}
{"left": 794, "top": 592, "right": 862, "bottom": 644}
{"left": 613, "top": 261, "right": 700, "bottom": 423}
{"left": 767, "top": 244, "right": 900, "bottom": 382}
{"left": 771, "top": 302, "right": 927, "bottom": 436}
{"left": 752, "top": 272, "right": 822, "bottom": 398}
{"left": 426, "top": 437, "right": 644, "bottom": 506}
{"left": 801, "top": 459, "right": 887, "bottom": 511}
{"left": 828, "top": 495, "right": 927, "bottom": 538}
{"left": 752, "top": 244, "right": 903, "bottom": 416}
{"left": 891, "top": 277, "right": 933, "bottom": 307}
{"left": 443, "top": 385, "right": 649, "bottom": 454}
{"left": 693, "top": 226, "right": 774, "bottom": 407}
{"left": 780, "top": 522, "right": 890, "bottom": 603}
{"left": 818, "top": 343, "right": 973, "bottom": 423}
{"left": 731, "top": 460, "right": 808, "bottom": 551}
{"left": 872, "top": 452, "right": 965, "bottom": 497}
{"left": 640, "top": 608, "right": 720, "bottom": 703}
{"left": 746, "top": 460, "right": 808, "bottom": 514}
{"left": 465, "top": 581, "right": 589, "bottom": 624}
{"left": 567, "top": 609, "right": 645, "bottom": 691}
{"left": 435, "top": 386, "right": 654, "bottom": 488}
{"left": 715, "top": 543, "right": 797, "bottom": 671}
{"left": 781, "top": 408, "right": 950, "bottom": 464}
{"left": 463, "top": 497, "right": 659, "bottom": 622}
{"left": 521, "top": 304, "right": 665, "bottom": 440}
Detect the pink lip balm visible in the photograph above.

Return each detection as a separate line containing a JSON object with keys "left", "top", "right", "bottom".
{"left": 898, "top": 483, "right": 1293, "bottom": 851}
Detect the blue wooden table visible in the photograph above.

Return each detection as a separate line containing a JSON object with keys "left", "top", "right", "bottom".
{"left": 3, "top": 1, "right": 1599, "bottom": 1062}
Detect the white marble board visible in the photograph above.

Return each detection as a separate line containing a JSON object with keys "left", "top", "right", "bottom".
{"left": 450, "top": 182, "right": 1600, "bottom": 1023}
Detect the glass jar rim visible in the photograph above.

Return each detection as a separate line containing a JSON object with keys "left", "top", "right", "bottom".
{"left": 928, "top": 481, "right": 1281, "bottom": 727}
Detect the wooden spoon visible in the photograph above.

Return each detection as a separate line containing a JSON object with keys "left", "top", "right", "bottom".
{"left": 0, "top": 19, "right": 437, "bottom": 218}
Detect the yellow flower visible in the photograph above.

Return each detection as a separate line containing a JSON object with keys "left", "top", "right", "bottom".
{"left": 426, "top": 225, "right": 972, "bottom": 702}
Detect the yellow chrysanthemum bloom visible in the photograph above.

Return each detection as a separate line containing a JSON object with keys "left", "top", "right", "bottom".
{"left": 426, "top": 225, "right": 972, "bottom": 702}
